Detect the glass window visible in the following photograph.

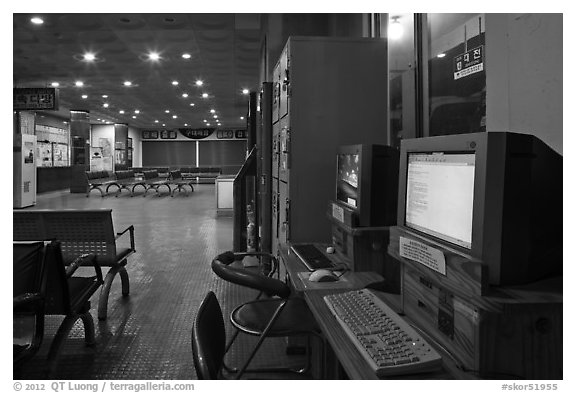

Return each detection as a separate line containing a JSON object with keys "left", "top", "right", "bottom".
{"left": 388, "top": 13, "right": 416, "bottom": 148}
{"left": 426, "top": 14, "right": 486, "bottom": 136}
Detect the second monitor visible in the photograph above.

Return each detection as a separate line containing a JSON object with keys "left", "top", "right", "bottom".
{"left": 333, "top": 144, "right": 399, "bottom": 227}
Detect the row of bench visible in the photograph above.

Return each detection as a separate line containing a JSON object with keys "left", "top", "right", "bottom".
{"left": 86, "top": 169, "right": 195, "bottom": 197}
{"left": 131, "top": 166, "right": 222, "bottom": 183}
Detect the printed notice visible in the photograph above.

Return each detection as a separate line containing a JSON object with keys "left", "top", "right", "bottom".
{"left": 332, "top": 203, "right": 344, "bottom": 223}
{"left": 399, "top": 236, "right": 446, "bottom": 275}
{"left": 454, "top": 45, "right": 484, "bottom": 80}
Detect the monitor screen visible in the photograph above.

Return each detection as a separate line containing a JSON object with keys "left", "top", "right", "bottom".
{"left": 405, "top": 152, "right": 475, "bottom": 249}
{"left": 336, "top": 153, "right": 359, "bottom": 208}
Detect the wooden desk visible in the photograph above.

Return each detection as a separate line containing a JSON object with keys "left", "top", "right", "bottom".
{"left": 279, "top": 244, "right": 474, "bottom": 380}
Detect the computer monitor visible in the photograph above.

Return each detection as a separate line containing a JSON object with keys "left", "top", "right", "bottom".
{"left": 397, "top": 132, "right": 562, "bottom": 286}
{"left": 335, "top": 144, "right": 399, "bottom": 227}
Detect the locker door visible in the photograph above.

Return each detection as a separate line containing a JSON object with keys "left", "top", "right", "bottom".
{"left": 278, "top": 46, "right": 290, "bottom": 120}
{"left": 278, "top": 180, "right": 290, "bottom": 247}
{"left": 278, "top": 117, "right": 290, "bottom": 183}
{"left": 271, "top": 177, "right": 280, "bottom": 256}
{"left": 272, "top": 65, "right": 281, "bottom": 123}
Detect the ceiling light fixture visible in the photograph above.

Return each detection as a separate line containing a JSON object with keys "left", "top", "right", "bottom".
{"left": 242, "top": 89, "right": 249, "bottom": 95}
{"left": 182, "top": 93, "right": 188, "bottom": 98}
{"left": 162, "top": 124, "right": 166, "bottom": 127}
{"left": 81, "top": 95, "right": 88, "bottom": 99}
{"left": 190, "top": 103, "right": 195, "bottom": 106}
{"left": 75, "top": 81, "right": 84, "bottom": 87}
{"left": 206, "top": 123, "right": 211, "bottom": 126}
{"left": 210, "top": 109, "right": 215, "bottom": 113}
{"left": 165, "top": 110, "right": 170, "bottom": 113}
{"left": 148, "top": 52, "right": 161, "bottom": 61}
{"left": 184, "top": 123, "right": 188, "bottom": 126}
{"left": 437, "top": 53, "right": 446, "bottom": 58}
{"left": 102, "top": 95, "right": 108, "bottom": 98}
{"left": 155, "top": 120, "right": 159, "bottom": 123}
{"left": 83, "top": 53, "right": 96, "bottom": 61}
{"left": 240, "top": 116, "right": 244, "bottom": 120}
{"left": 51, "top": 82, "right": 59, "bottom": 87}
{"left": 172, "top": 115, "right": 178, "bottom": 119}
{"left": 182, "top": 53, "right": 191, "bottom": 59}
{"left": 195, "top": 80, "right": 203, "bottom": 86}
{"left": 213, "top": 115, "right": 218, "bottom": 119}
{"left": 103, "top": 103, "right": 109, "bottom": 108}
{"left": 134, "top": 110, "right": 140, "bottom": 114}
{"left": 30, "top": 17, "right": 44, "bottom": 25}
{"left": 119, "top": 110, "right": 125, "bottom": 114}
{"left": 388, "top": 16, "right": 404, "bottom": 40}
{"left": 172, "top": 80, "right": 179, "bottom": 86}
{"left": 132, "top": 116, "right": 137, "bottom": 119}
{"left": 123, "top": 81, "right": 132, "bottom": 87}
{"left": 203, "top": 120, "right": 207, "bottom": 123}
{"left": 202, "top": 93, "right": 208, "bottom": 98}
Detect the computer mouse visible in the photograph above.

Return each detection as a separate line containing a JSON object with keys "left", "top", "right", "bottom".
{"left": 309, "top": 269, "right": 339, "bottom": 282}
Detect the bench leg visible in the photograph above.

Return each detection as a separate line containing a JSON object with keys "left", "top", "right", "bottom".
{"left": 46, "top": 311, "right": 95, "bottom": 377}
{"left": 98, "top": 265, "right": 130, "bottom": 320}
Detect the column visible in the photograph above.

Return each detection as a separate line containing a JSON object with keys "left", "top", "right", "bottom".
{"left": 69, "top": 110, "right": 90, "bottom": 193}
{"left": 114, "top": 123, "right": 128, "bottom": 170}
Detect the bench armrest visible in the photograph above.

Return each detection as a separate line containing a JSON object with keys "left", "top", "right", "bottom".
{"left": 14, "top": 292, "right": 44, "bottom": 312}
{"left": 116, "top": 225, "right": 136, "bottom": 252}
{"left": 66, "top": 253, "right": 103, "bottom": 284}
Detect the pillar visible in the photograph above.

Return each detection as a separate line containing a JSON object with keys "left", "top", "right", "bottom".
{"left": 69, "top": 110, "right": 90, "bottom": 193}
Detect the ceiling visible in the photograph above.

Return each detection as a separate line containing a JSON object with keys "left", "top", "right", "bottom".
{"left": 13, "top": 13, "right": 263, "bottom": 129}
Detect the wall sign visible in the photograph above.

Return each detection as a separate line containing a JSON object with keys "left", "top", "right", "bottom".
{"left": 179, "top": 128, "right": 214, "bottom": 140}
{"left": 160, "top": 130, "right": 177, "bottom": 139}
{"left": 14, "top": 88, "right": 59, "bottom": 110}
{"left": 235, "top": 129, "right": 247, "bottom": 139}
{"left": 217, "top": 130, "right": 234, "bottom": 139}
{"left": 142, "top": 130, "right": 159, "bottom": 139}
{"left": 454, "top": 45, "right": 484, "bottom": 80}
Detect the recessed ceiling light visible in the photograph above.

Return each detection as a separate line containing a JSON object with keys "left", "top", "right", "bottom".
{"left": 190, "top": 103, "right": 195, "bottom": 107}
{"left": 102, "top": 95, "right": 108, "bottom": 98}
{"left": 155, "top": 120, "right": 159, "bottom": 123}
{"left": 83, "top": 53, "right": 96, "bottom": 61}
{"left": 240, "top": 116, "right": 245, "bottom": 120}
{"left": 203, "top": 120, "right": 207, "bottom": 123}
{"left": 132, "top": 116, "right": 137, "bottom": 119}
{"left": 184, "top": 123, "right": 188, "bottom": 126}
{"left": 134, "top": 110, "right": 140, "bottom": 114}
{"left": 210, "top": 109, "right": 215, "bottom": 113}
{"left": 172, "top": 115, "right": 178, "bottom": 119}
{"left": 162, "top": 124, "right": 166, "bottom": 127}
{"left": 30, "top": 17, "right": 44, "bottom": 25}
{"left": 165, "top": 110, "right": 170, "bottom": 113}
{"left": 206, "top": 123, "right": 211, "bottom": 126}
{"left": 437, "top": 53, "right": 446, "bottom": 58}
{"left": 242, "top": 89, "right": 249, "bottom": 95}
{"left": 51, "top": 82, "right": 59, "bottom": 87}
{"left": 119, "top": 110, "right": 125, "bottom": 114}
{"left": 103, "top": 103, "right": 109, "bottom": 108}
{"left": 182, "top": 93, "right": 188, "bottom": 98}
{"left": 172, "top": 81, "right": 179, "bottom": 86}
{"left": 195, "top": 80, "right": 203, "bottom": 86}
{"left": 81, "top": 95, "right": 88, "bottom": 99}
{"left": 202, "top": 93, "right": 208, "bottom": 98}
{"left": 213, "top": 115, "right": 218, "bottom": 119}
{"left": 97, "top": 118, "right": 101, "bottom": 121}
{"left": 217, "top": 123, "right": 221, "bottom": 126}
{"left": 123, "top": 81, "right": 132, "bottom": 87}
{"left": 101, "top": 119, "right": 106, "bottom": 123}
{"left": 148, "top": 52, "right": 161, "bottom": 61}
{"left": 75, "top": 81, "right": 84, "bottom": 87}
{"left": 182, "top": 53, "right": 191, "bottom": 59}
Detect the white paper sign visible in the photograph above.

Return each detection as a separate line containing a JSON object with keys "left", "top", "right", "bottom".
{"left": 399, "top": 236, "right": 447, "bottom": 275}
{"left": 331, "top": 203, "right": 344, "bottom": 223}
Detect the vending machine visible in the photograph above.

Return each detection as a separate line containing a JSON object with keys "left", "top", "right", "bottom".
{"left": 14, "top": 133, "right": 37, "bottom": 208}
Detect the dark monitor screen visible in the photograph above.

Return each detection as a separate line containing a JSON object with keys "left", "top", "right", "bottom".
{"left": 405, "top": 152, "right": 476, "bottom": 249}
{"left": 336, "top": 153, "right": 359, "bottom": 208}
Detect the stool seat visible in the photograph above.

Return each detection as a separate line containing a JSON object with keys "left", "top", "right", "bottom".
{"left": 231, "top": 298, "right": 319, "bottom": 336}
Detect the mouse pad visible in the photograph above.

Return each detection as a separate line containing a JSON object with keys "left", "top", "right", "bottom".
{"left": 297, "top": 271, "right": 351, "bottom": 290}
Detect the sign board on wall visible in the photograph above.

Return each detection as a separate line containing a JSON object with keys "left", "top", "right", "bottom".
{"left": 454, "top": 45, "right": 484, "bottom": 80}
{"left": 179, "top": 128, "right": 215, "bottom": 139}
{"left": 14, "top": 88, "right": 59, "bottom": 110}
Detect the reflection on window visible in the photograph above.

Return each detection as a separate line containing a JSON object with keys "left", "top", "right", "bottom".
{"left": 427, "top": 14, "right": 486, "bottom": 136}
{"left": 388, "top": 13, "right": 415, "bottom": 148}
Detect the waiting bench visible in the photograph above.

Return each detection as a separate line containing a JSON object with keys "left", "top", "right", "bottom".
{"left": 85, "top": 171, "right": 119, "bottom": 197}
{"left": 115, "top": 170, "right": 147, "bottom": 197}
{"left": 168, "top": 170, "right": 195, "bottom": 197}
{"left": 142, "top": 170, "right": 171, "bottom": 196}
{"left": 13, "top": 209, "right": 135, "bottom": 320}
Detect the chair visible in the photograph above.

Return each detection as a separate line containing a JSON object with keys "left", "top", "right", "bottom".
{"left": 13, "top": 241, "right": 46, "bottom": 378}
{"left": 211, "top": 251, "right": 323, "bottom": 379}
{"left": 14, "top": 240, "right": 104, "bottom": 377}
{"left": 191, "top": 291, "right": 227, "bottom": 379}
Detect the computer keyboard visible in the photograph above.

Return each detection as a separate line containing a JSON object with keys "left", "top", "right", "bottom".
{"left": 323, "top": 289, "right": 442, "bottom": 377}
{"left": 291, "top": 243, "right": 335, "bottom": 271}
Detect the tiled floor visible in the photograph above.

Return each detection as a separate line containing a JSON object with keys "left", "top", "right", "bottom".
{"left": 16, "top": 185, "right": 308, "bottom": 380}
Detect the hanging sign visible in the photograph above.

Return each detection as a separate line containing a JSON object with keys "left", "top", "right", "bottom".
{"left": 142, "top": 130, "right": 159, "bottom": 139}
{"left": 160, "top": 130, "right": 177, "bottom": 139}
{"left": 14, "top": 88, "right": 59, "bottom": 110}
{"left": 179, "top": 128, "right": 214, "bottom": 140}
{"left": 234, "top": 129, "right": 247, "bottom": 139}
{"left": 453, "top": 45, "right": 484, "bottom": 80}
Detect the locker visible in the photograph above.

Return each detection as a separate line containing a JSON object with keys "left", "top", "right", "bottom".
{"left": 270, "top": 37, "right": 389, "bottom": 253}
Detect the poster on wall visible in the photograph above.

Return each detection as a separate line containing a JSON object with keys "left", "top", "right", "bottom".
{"left": 453, "top": 45, "right": 484, "bottom": 80}
{"left": 52, "top": 143, "right": 68, "bottom": 166}
{"left": 37, "top": 141, "right": 52, "bottom": 167}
